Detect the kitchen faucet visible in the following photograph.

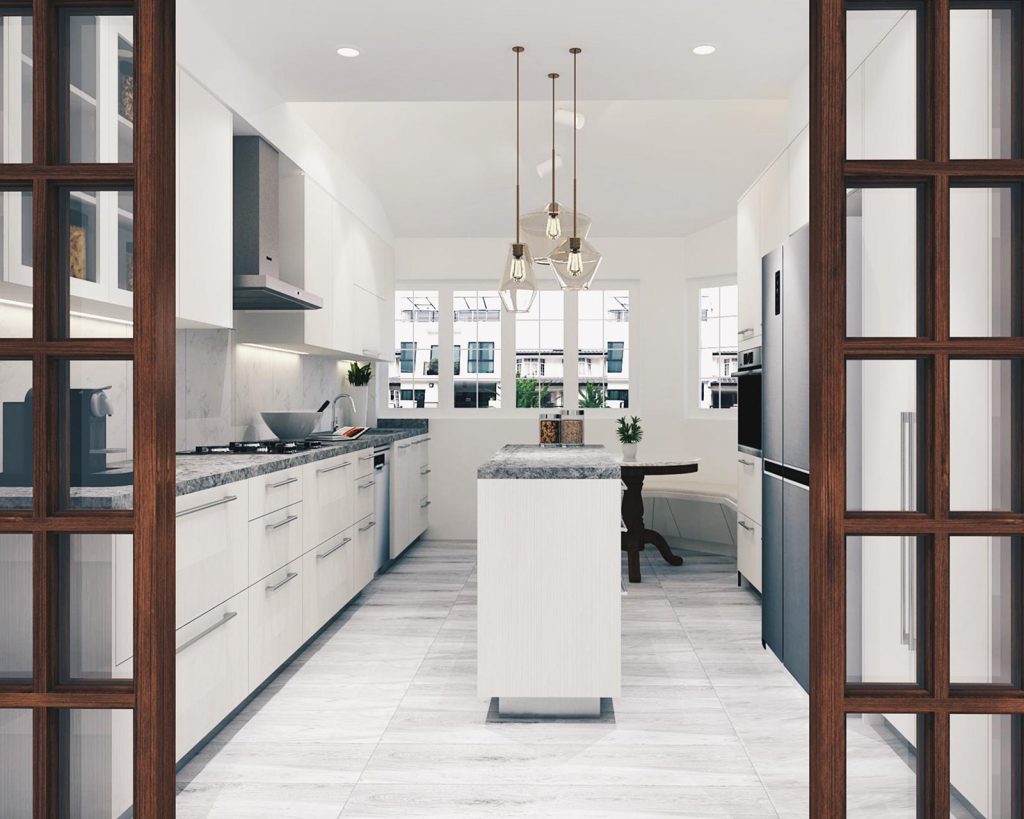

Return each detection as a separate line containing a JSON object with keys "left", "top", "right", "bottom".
{"left": 331, "top": 394, "right": 357, "bottom": 430}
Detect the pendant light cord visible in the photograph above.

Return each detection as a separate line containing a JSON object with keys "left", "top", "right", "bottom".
{"left": 551, "top": 73, "right": 557, "bottom": 205}
{"left": 514, "top": 46, "right": 522, "bottom": 244}
{"left": 571, "top": 48, "right": 580, "bottom": 238}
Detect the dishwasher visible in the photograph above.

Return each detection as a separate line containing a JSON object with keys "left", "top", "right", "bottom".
{"left": 373, "top": 447, "right": 391, "bottom": 571}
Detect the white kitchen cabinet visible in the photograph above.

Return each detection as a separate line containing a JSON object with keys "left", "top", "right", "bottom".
{"left": 248, "top": 466, "right": 303, "bottom": 520}
{"left": 175, "top": 483, "right": 249, "bottom": 629}
{"left": 176, "top": 68, "right": 233, "bottom": 329}
{"left": 788, "top": 127, "right": 810, "bottom": 235}
{"left": 758, "top": 151, "right": 790, "bottom": 258}
{"left": 736, "top": 185, "right": 761, "bottom": 349}
{"left": 352, "top": 283, "right": 386, "bottom": 359}
{"left": 353, "top": 515, "right": 378, "bottom": 591}
{"left": 175, "top": 590, "right": 249, "bottom": 758}
{"left": 354, "top": 468, "right": 376, "bottom": 524}
{"left": 736, "top": 453, "right": 763, "bottom": 592}
{"left": 303, "top": 454, "right": 356, "bottom": 548}
{"left": 301, "top": 528, "right": 356, "bottom": 641}
{"left": 248, "top": 558, "right": 304, "bottom": 689}
{"left": 736, "top": 453, "right": 762, "bottom": 526}
{"left": 301, "top": 178, "right": 335, "bottom": 350}
{"left": 248, "top": 501, "right": 304, "bottom": 584}
{"left": 736, "top": 516, "right": 762, "bottom": 593}
{"left": 391, "top": 435, "right": 430, "bottom": 558}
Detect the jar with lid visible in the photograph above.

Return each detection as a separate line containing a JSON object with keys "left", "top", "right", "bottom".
{"left": 559, "top": 410, "right": 585, "bottom": 447}
{"left": 539, "top": 412, "right": 561, "bottom": 446}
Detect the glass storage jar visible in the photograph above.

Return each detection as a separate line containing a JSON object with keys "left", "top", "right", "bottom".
{"left": 539, "top": 412, "right": 561, "bottom": 446}
{"left": 559, "top": 410, "right": 585, "bottom": 446}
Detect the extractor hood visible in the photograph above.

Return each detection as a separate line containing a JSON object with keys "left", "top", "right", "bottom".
{"left": 233, "top": 136, "right": 323, "bottom": 311}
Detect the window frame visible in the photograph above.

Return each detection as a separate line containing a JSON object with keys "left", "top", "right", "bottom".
{"left": 686, "top": 273, "right": 739, "bottom": 421}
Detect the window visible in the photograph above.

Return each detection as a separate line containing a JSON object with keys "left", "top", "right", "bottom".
{"left": 454, "top": 291, "right": 501, "bottom": 408}
{"left": 579, "top": 290, "right": 629, "bottom": 408}
{"left": 515, "top": 290, "right": 564, "bottom": 408}
{"left": 698, "top": 284, "right": 738, "bottom": 409}
{"left": 428, "top": 345, "right": 461, "bottom": 376}
{"left": 390, "top": 290, "right": 439, "bottom": 408}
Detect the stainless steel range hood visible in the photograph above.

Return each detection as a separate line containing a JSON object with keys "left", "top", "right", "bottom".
{"left": 233, "top": 137, "right": 323, "bottom": 311}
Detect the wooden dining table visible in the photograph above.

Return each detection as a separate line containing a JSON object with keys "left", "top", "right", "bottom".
{"left": 618, "top": 456, "right": 700, "bottom": 583}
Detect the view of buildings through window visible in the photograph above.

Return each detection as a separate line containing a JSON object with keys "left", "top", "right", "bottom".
{"left": 514, "top": 291, "right": 565, "bottom": 408}
{"left": 454, "top": 291, "right": 501, "bottom": 408}
{"left": 389, "top": 290, "right": 440, "bottom": 408}
{"left": 698, "top": 283, "right": 738, "bottom": 409}
{"left": 579, "top": 290, "right": 629, "bottom": 409}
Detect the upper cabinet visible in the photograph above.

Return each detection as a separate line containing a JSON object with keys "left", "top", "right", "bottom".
{"left": 736, "top": 185, "right": 761, "bottom": 348}
{"left": 176, "top": 69, "right": 233, "bottom": 329}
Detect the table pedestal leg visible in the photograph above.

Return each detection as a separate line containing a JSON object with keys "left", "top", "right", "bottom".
{"left": 620, "top": 472, "right": 684, "bottom": 583}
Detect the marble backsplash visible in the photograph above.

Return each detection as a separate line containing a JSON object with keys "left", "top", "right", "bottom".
{"left": 176, "top": 329, "right": 378, "bottom": 451}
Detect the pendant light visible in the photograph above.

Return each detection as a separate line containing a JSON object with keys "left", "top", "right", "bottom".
{"left": 519, "top": 72, "right": 592, "bottom": 261}
{"left": 550, "top": 47, "right": 602, "bottom": 290}
{"left": 498, "top": 46, "right": 538, "bottom": 313}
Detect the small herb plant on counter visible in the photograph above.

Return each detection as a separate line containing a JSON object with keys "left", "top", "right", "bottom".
{"left": 617, "top": 415, "right": 643, "bottom": 461}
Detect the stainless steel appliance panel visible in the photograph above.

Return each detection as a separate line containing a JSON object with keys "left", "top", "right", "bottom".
{"left": 762, "top": 471, "right": 785, "bottom": 659}
{"left": 783, "top": 225, "right": 810, "bottom": 473}
{"left": 762, "top": 245, "right": 784, "bottom": 465}
{"left": 373, "top": 448, "right": 391, "bottom": 571}
{"left": 737, "top": 347, "right": 762, "bottom": 456}
{"left": 783, "top": 480, "right": 810, "bottom": 693}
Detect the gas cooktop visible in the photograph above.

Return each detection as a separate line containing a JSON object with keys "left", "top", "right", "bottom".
{"left": 182, "top": 440, "right": 326, "bottom": 456}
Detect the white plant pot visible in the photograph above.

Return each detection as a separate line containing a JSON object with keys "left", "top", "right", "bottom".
{"left": 622, "top": 443, "right": 638, "bottom": 462}
{"left": 348, "top": 384, "right": 369, "bottom": 427}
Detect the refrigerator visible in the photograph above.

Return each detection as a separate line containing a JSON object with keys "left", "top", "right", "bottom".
{"left": 761, "top": 223, "right": 810, "bottom": 693}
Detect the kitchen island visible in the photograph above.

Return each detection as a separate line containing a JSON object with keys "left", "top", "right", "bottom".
{"left": 477, "top": 445, "right": 621, "bottom": 717}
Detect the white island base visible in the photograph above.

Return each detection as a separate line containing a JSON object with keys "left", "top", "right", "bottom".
{"left": 477, "top": 446, "right": 622, "bottom": 719}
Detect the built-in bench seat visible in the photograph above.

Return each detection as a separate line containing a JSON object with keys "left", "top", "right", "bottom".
{"left": 640, "top": 475, "right": 738, "bottom": 553}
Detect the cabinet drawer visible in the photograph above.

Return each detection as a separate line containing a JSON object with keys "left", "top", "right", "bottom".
{"left": 301, "top": 530, "right": 355, "bottom": 641}
{"left": 354, "top": 472, "right": 376, "bottom": 522}
{"left": 737, "top": 453, "right": 763, "bottom": 525}
{"left": 354, "top": 448, "right": 375, "bottom": 478}
{"left": 176, "top": 484, "right": 248, "bottom": 628}
{"left": 737, "top": 515, "right": 762, "bottom": 593}
{"left": 249, "top": 502, "right": 304, "bottom": 584}
{"left": 249, "top": 467, "right": 303, "bottom": 520}
{"left": 249, "top": 559, "right": 303, "bottom": 689}
{"left": 303, "top": 455, "right": 356, "bottom": 548}
{"left": 175, "top": 591, "right": 249, "bottom": 760}
{"left": 415, "top": 494, "right": 430, "bottom": 540}
{"left": 353, "top": 515, "right": 377, "bottom": 592}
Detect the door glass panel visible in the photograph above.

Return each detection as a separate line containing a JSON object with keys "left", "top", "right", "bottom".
{"left": 951, "top": 5, "right": 1018, "bottom": 159}
{"left": 58, "top": 359, "right": 134, "bottom": 511}
{"left": 847, "top": 360, "right": 925, "bottom": 511}
{"left": 847, "top": 713, "right": 921, "bottom": 817}
{"left": 951, "top": 186, "right": 1019, "bottom": 337}
{"left": 0, "top": 534, "right": 32, "bottom": 681}
{"left": 847, "top": 536, "right": 923, "bottom": 684}
{"left": 60, "top": 534, "right": 133, "bottom": 683}
{"left": 64, "top": 14, "right": 134, "bottom": 163}
{"left": 950, "top": 714, "right": 1021, "bottom": 816}
{"left": 0, "top": 360, "right": 33, "bottom": 509}
{"left": 847, "top": 188, "right": 920, "bottom": 337}
{"left": 951, "top": 537, "right": 1020, "bottom": 686}
{"left": 0, "top": 14, "right": 33, "bottom": 163}
{"left": 61, "top": 187, "right": 134, "bottom": 338}
{"left": 0, "top": 710, "right": 32, "bottom": 816}
{"left": 950, "top": 359, "right": 1022, "bottom": 512}
{"left": 847, "top": 8, "right": 918, "bottom": 160}
{"left": 59, "top": 709, "right": 133, "bottom": 818}
{"left": 0, "top": 188, "right": 34, "bottom": 338}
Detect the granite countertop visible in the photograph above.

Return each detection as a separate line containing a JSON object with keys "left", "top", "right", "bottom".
{"left": 0, "top": 427, "right": 427, "bottom": 510}
{"left": 478, "top": 444, "right": 621, "bottom": 480}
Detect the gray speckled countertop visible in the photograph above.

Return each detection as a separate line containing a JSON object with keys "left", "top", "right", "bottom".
{"left": 478, "top": 444, "right": 620, "bottom": 480}
{"left": 0, "top": 428, "right": 426, "bottom": 510}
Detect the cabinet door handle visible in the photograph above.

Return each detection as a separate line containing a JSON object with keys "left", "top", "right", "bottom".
{"left": 738, "top": 458, "right": 755, "bottom": 467}
{"left": 176, "top": 494, "right": 238, "bottom": 518}
{"left": 317, "top": 537, "right": 352, "bottom": 560}
{"left": 362, "top": 348, "right": 380, "bottom": 357}
{"left": 739, "top": 327, "right": 756, "bottom": 339}
{"left": 317, "top": 462, "right": 351, "bottom": 474}
{"left": 420, "top": 468, "right": 431, "bottom": 475}
{"left": 266, "top": 571, "right": 298, "bottom": 592}
{"left": 738, "top": 520, "right": 755, "bottom": 533}
{"left": 358, "top": 520, "right": 376, "bottom": 532}
{"left": 358, "top": 454, "right": 374, "bottom": 462}
{"left": 176, "top": 611, "right": 237, "bottom": 654}
{"left": 268, "top": 476, "right": 298, "bottom": 489}
{"left": 358, "top": 480, "right": 376, "bottom": 489}
{"left": 398, "top": 443, "right": 411, "bottom": 450}
{"left": 266, "top": 514, "right": 299, "bottom": 530}
{"left": 420, "top": 499, "right": 431, "bottom": 508}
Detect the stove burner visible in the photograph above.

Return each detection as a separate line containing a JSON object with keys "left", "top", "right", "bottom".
{"left": 188, "top": 439, "right": 325, "bottom": 456}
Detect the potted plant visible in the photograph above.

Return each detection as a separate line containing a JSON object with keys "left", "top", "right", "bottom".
{"left": 346, "top": 362, "right": 373, "bottom": 426}
{"left": 617, "top": 415, "right": 643, "bottom": 461}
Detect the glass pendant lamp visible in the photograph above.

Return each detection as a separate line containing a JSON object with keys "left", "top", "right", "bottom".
{"left": 498, "top": 46, "right": 538, "bottom": 313}
{"left": 519, "top": 72, "right": 592, "bottom": 262}
{"left": 550, "top": 48, "right": 602, "bottom": 290}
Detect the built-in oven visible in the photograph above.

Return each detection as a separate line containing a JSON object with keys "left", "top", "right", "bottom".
{"left": 737, "top": 347, "right": 762, "bottom": 456}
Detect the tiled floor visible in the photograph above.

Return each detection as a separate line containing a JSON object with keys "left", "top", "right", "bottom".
{"left": 175, "top": 541, "right": 815, "bottom": 818}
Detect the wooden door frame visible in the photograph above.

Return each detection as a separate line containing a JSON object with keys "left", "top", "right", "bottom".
{"left": 811, "top": 0, "right": 1024, "bottom": 814}
{"left": 0, "top": 1, "right": 175, "bottom": 816}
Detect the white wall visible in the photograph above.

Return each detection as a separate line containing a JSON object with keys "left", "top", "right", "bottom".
{"left": 386, "top": 220, "right": 738, "bottom": 541}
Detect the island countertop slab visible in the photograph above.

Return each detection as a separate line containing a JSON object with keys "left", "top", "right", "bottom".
{"left": 477, "top": 445, "right": 621, "bottom": 480}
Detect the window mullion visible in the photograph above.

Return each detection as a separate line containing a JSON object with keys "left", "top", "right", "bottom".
{"left": 564, "top": 290, "right": 580, "bottom": 408}
{"left": 437, "top": 288, "right": 455, "bottom": 412}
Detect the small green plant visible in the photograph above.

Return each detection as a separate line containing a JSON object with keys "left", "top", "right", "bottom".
{"left": 616, "top": 415, "right": 643, "bottom": 445}
{"left": 515, "top": 375, "right": 550, "bottom": 408}
{"left": 347, "top": 361, "right": 373, "bottom": 387}
{"left": 578, "top": 383, "right": 607, "bottom": 408}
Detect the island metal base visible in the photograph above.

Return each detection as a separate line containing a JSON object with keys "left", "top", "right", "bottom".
{"left": 498, "top": 697, "right": 602, "bottom": 718}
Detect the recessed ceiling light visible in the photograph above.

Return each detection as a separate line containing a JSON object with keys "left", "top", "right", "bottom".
{"left": 336, "top": 46, "right": 361, "bottom": 58}
{"left": 692, "top": 44, "right": 717, "bottom": 56}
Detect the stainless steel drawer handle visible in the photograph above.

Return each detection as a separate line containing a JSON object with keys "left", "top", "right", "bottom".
{"left": 420, "top": 468, "right": 431, "bottom": 475}
{"left": 358, "top": 480, "right": 376, "bottom": 489}
{"left": 267, "top": 514, "right": 299, "bottom": 530}
{"left": 738, "top": 520, "right": 755, "bottom": 532}
{"left": 398, "top": 443, "right": 411, "bottom": 450}
{"left": 358, "top": 454, "right": 374, "bottom": 462}
{"left": 420, "top": 500, "right": 431, "bottom": 508}
{"left": 317, "top": 462, "right": 351, "bottom": 474}
{"left": 317, "top": 537, "right": 352, "bottom": 560}
{"left": 176, "top": 611, "right": 237, "bottom": 654}
{"left": 739, "top": 327, "right": 755, "bottom": 339}
{"left": 176, "top": 495, "right": 238, "bottom": 518}
{"left": 269, "top": 476, "right": 298, "bottom": 489}
{"left": 738, "top": 458, "right": 754, "bottom": 467}
{"left": 266, "top": 571, "right": 298, "bottom": 592}
{"left": 358, "top": 521, "right": 376, "bottom": 532}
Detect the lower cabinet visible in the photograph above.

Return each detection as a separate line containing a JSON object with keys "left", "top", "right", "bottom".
{"left": 248, "top": 558, "right": 304, "bottom": 689}
{"left": 391, "top": 435, "right": 430, "bottom": 558}
{"left": 249, "top": 501, "right": 304, "bottom": 584}
{"left": 301, "top": 530, "right": 356, "bottom": 641}
{"left": 736, "top": 515, "right": 762, "bottom": 592}
{"left": 175, "top": 591, "right": 250, "bottom": 759}
{"left": 353, "top": 515, "right": 377, "bottom": 590}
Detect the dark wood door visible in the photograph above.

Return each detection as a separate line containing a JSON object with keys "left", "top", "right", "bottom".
{"left": 812, "top": 0, "right": 1024, "bottom": 815}
{"left": 0, "top": 1, "right": 175, "bottom": 816}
